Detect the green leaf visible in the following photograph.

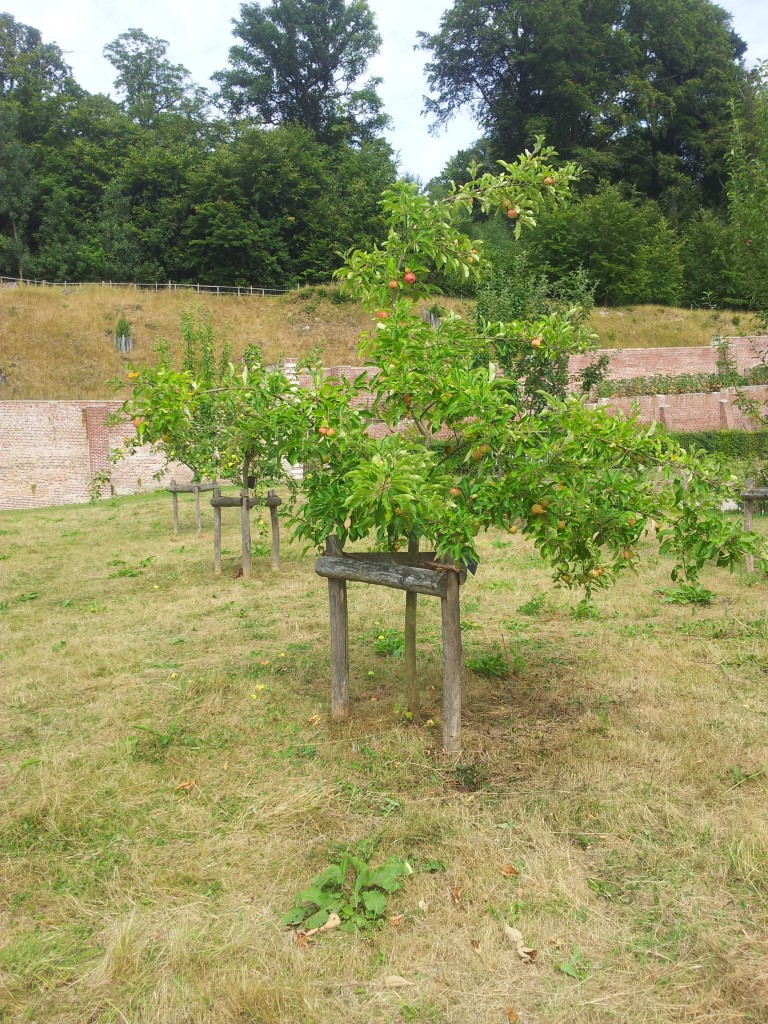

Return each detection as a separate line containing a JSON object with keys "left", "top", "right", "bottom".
{"left": 361, "top": 890, "right": 387, "bottom": 917}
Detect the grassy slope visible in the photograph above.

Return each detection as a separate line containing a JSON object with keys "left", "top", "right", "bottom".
{"left": 1, "top": 492, "right": 767, "bottom": 1023}
{"left": 0, "top": 283, "right": 760, "bottom": 401}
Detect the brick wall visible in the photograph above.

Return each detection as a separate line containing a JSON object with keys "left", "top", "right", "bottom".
{"left": 588, "top": 385, "right": 768, "bottom": 432}
{"left": 570, "top": 335, "right": 768, "bottom": 379}
{"left": 3, "top": 338, "right": 768, "bottom": 511}
{"left": 0, "top": 401, "right": 192, "bottom": 510}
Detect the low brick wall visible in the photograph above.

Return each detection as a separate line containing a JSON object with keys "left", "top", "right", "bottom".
{"left": 0, "top": 400, "right": 192, "bottom": 510}
{"left": 3, "top": 339, "right": 768, "bottom": 511}
{"left": 588, "top": 385, "right": 768, "bottom": 432}
{"left": 570, "top": 335, "right": 768, "bottom": 379}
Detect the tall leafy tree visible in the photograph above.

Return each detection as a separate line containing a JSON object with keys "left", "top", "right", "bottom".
{"left": 728, "top": 62, "right": 768, "bottom": 313}
{"left": 419, "top": 0, "right": 746, "bottom": 203}
{"left": 104, "top": 28, "right": 210, "bottom": 126}
{"left": 214, "top": 0, "right": 389, "bottom": 143}
{"left": 0, "top": 13, "right": 79, "bottom": 274}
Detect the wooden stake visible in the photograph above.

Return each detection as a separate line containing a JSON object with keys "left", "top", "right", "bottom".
{"left": 240, "top": 489, "right": 252, "bottom": 579}
{"left": 171, "top": 480, "right": 179, "bottom": 535}
{"left": 212, "top": 487, "right": 221, "bottom": 574}
{"left": 267, "top": 489, "right": 280, "bottom": 572}
{"left": 194, "top": 485, "right": 202, "bottom": 536}
{"left": 743, "top": 479, "right": 755, "bottom": 574}
{"left": 441, "top": 567, "right": 462, "bottom": 755}
{"left": 405, "top": 537, "right": 420, "bottom": 724}
{"left": 326, "top": 536, "right": 349, "bottom": 721}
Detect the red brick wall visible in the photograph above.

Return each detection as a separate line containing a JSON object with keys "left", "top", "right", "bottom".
{"left": 0, "top": 401, "right": 192, "bottom": 510}
{"left": 3, "top": 340, "right": 768, "bottom": 510}
{"left": 589, "top": 385, "right": 768, "bottom": 432}
{"left": 570, "top": 335, "right": 768, "bottom": 379}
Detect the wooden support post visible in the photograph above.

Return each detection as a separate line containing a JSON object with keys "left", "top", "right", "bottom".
{"left": 266, "top": 489, "right": 282, "bottom": 572}
{"left": 212, "top": 487, "right": 222, "bottom": 574}
{"left": 405, "top": 537, "right": 420, "bottom": 724}
{"left": 743, "top": 479, "right": 755, "bottom": 574}
{"left": 240, "top": 489, "right": 252, "bottom": 579}
{"left": 171, "top": 479, "right": 179, "bottom": 535}
{"left": 441, "top": 567, "right": 463, "bottom": 755}
{"left": 326, "top": 536, "right": 349, "bottom": 721}
{"left": 194, "top": 485, "right": 202, "bottom": 536}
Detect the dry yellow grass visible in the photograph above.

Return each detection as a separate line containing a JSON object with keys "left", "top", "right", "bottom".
{"left": 1, "top": 492, "right": 767, "bottom": 1023}
{"left": 1, "top": 283, "right": 760, "bottom": 401}
{"left": 589, "top": 304, "right": 762, "bottom": 350}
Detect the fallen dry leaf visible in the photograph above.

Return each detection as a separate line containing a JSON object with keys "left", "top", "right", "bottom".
{"left": 388, "top": 914, "right": 404, "bottom": 927}
{"left": 418, "top": 900, "right": 428, "bottom": 913}
{"left": 500, "top": 863, "right": 520, "bottom": 877}
{"left": 173, "top": 780, "right": 196, "bottom": 792}
{"left": 505, "top": 1009, "right": 520, "bottom": 1023}
{"left": 471, "top": 939, "right": 481, "bottom": 951}
{"left": 384, "top": 975, "right": 414, "bottom": 989}
{"left": 450, "top": 886, "right": 463, "bottom": 906}
{"left": 504, "top": 924, "right": 538, "bottom": 964}
{"left": 306, "top": 714, "right": 321, "bottom": 725}
{"left": 303, "top": 912, "right": 341, "bottom": 937}
{"left": 295, "top": 932, "right": 313, "bottom": 949}
{"left": 504, "top": 925, "right": 524, "bottom": 945}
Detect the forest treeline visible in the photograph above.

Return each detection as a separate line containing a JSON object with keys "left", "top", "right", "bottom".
{"left": 1, "top": 0, "right": 766, "bottom": 309}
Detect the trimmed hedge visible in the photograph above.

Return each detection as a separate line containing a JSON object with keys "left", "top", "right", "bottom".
{"left": 669, "top": 430, "right": 768, "bottom": 460}
{"left": 593, "top": 366, "right": 768, "bottom": 399}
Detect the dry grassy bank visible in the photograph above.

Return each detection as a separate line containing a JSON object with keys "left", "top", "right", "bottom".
{"left": 1, "top": 492, "right": 767, "bottom": 1023}
{"left": 0, "top": 283, "right": 760, "bottom": 401}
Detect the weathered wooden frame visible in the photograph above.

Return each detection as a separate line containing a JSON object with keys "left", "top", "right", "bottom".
{"left": 168, "top": 480, "right": 217, "bottom": 536}
{"left": 210, "top": 486, "right": 282, "bottom": 577}
{"left": 315, "top": 536, "right": 468, "bottom": 754}
{"left": 741, "top": 482, "right": 768, "bottom": 574}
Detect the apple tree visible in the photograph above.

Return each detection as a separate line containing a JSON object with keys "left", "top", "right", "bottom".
{"left": 286, "top": 139, "right": 760, "bottom": 592}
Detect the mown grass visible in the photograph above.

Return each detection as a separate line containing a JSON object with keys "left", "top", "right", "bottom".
{"left": 1, "top": 284, "right": 762, "bottom": 401}
{"left": 1, "top": 493, "right": 767, "bottom": 1023}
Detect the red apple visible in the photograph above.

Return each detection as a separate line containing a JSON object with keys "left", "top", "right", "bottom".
{"left": 404, "top": 271, "right": 416, "bottom": 285}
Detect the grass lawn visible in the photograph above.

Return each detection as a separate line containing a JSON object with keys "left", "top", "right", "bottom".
{"left": 1, "top": 493, "right": 767, "bottom": 1023}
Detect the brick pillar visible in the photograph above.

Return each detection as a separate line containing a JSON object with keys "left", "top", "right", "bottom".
{"left": 656, "top": 396, "right": 669, "bottom": 428}
{"left": 84, "top": 405, "right": 112, "bottom": 496}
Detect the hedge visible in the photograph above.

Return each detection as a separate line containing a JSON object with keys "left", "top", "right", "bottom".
{"left": 669, "top": 430, "right": 768, "bottom": 460}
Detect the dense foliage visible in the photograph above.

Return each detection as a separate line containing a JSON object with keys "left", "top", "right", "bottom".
{"left": 1, "top": 4, "right": 766, "bottom": 309}
{"left": 0, "top": 8, "right": 396, "bottom": 285}
{"left": 120, "top": 142, "right": 762, "bottom": 596}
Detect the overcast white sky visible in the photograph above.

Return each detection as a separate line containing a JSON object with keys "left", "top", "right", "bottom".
{"left": 8, "top": 0, "right": 768, "bottom": 183}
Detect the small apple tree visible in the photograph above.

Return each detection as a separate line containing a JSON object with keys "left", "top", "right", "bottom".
{"left": 286, "top": 140, "right": 758, "bottom": 593}
{"left": 117, "top": 315, "right": 301, "bottom": 569}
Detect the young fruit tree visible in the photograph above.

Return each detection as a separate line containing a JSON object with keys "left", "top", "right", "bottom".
{"left": 291, "top": 140, "right": 758, "bottom": 586}
{"left": 117, "top": 313, "right": 301, "bottom": 575}
{"left": 276, "top": 139, "right": 762, "bottom": 748}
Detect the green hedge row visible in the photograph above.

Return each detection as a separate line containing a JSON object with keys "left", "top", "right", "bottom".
{"left": 593, "top": 366, "right": 768, "bottom": 399}
{"left": 670, "top": 430, "right": 768, "bottom": 459}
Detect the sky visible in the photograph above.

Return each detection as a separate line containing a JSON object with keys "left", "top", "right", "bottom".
{"left": 9, "top": 0, "right": 768, "bottom": 183}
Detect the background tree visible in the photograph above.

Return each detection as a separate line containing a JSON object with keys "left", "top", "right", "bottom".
{"left": 103, "top": 28, "right": 210, "bottom": 126}
{"left": 728, "top": 62, "right": 768, "bottom": 314}
{"left": 419, "top": 0, "right": 746, "bottom": 205}
{"left": 214, "top": 0, "right": 389, "bottom": 143}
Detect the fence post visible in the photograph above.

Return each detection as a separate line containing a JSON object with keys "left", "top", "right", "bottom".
{"left": 213, "top": 487, "right": 221, "bottom": 574}
{"left": 325, "top": 536, "right": 349, "bottom": 721}
{"left": 441, "top": 567, "right": 462, "bottom": 755}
